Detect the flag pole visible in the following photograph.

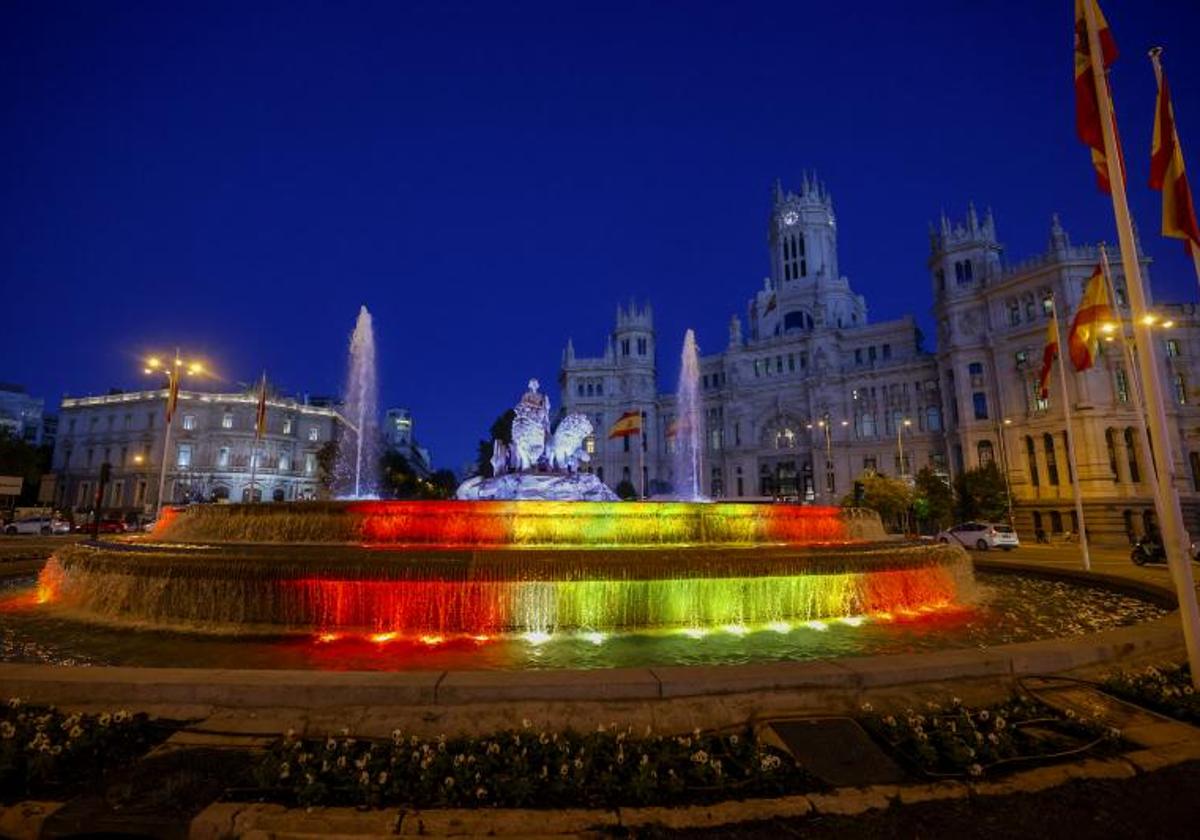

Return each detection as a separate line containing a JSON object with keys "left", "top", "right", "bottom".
{"left": 249, "top": 371, "right": 265, "bottom": 504}
{"left": 1149, "top": 47, "right": 1200, "bottom": 289}
{"left": 154, "top": 347, "right": 180, "bottom": 518}
{"left": 1051, "top": 303, "right": 1091, "bottom": 571}
{"left": 1084, "top": 0, "right": 1200, "bottom": 686}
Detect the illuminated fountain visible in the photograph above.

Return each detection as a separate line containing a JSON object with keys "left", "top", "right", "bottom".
{"left": 674, "top": 329, "right": 704, "bottom": 500}
{"left": 29, "top": 376, "right": 977, "bottom": 652}
{"left": 335, "top": 305, "right": 379, "bottom": 499}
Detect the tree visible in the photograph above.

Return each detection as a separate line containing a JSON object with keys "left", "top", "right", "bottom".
{"left": 475, "top": 409, "right": 516, "bottom": 478}
{"left": 615, "top": 479, "right": 638, "bottom": 501}
{"left": 913, "top": 467, "right": 955, "bottom": 534}
{"left": 315, "top": 440, "right": 339, "bottom": 498}
{"left": 841, "top": 472, "right": 912, "bottom": 532}
{"left": 955, "top": 462, "right": 1009, "bottom": 523}
{"left": 379, "top": 451, "right": 459, "bottom": 500}
{"left": 0, "top": 430, "right": 51, "bottom": 505}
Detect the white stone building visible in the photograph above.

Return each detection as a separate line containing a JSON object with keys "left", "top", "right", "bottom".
{"left": 53, "top": 388, "right": 339, "bottom": 517}
{"left": 383, "top": 407, "right": 433, "bottom": 476}
{"left": 560, "top": 175, "right": 1200, "bottom": 541}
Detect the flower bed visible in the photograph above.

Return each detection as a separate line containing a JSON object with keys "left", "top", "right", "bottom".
{"left": 251, "top": 722, "right": 816, "bottom": 809}
{"left": 859, "top": 696, "right": 1119, "bottom": 778}
{"left": 1103, "top": 663, "right": 1200, "bottom": 725}
{"left": 1, "top": 698, "right": 175, "bottom": 801}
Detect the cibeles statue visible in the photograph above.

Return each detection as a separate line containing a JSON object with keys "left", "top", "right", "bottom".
{"left": 511, "top": 378, "right": 552, "bottom": 470}
{"left": 457, "top": 379, "right": 616, "bottom": 501}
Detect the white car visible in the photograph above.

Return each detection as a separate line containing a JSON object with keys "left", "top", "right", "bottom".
{"left": 937, "top": 522, "right": 1019, "bottom": 551}
{"left": 3, "top": 516, "right": 70, "bottom": 536}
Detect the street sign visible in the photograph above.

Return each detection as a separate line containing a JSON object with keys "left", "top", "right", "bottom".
{"left": 37, "top": 474, "right": 56, "bottom": 504}
{"left": 0, "top": 475, "right": 22, "bottom": 496}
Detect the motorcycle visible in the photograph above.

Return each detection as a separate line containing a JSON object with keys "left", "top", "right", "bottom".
{"left": 1131, "top": 535, "right": 1166, "bottom": 566}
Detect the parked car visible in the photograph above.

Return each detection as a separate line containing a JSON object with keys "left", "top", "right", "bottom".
{"left": 72, "top": 518, "right": 128, "bottom": 534}
{"left": 936, "top": 522, "right": 1020, "bottom": 551}
{"left": 3, "top": 516, "right": 70, "bottom": 535}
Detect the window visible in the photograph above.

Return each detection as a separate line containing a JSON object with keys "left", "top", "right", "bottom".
{"left": 1015, "top": 349, "right": 1029, "bottom": 367}
{"left": 855, "top": 349, "right": 863, "bottom": 365}
{"left": 621, "top": 338, "right": 630, "bottom": 356}
{"left": 1043, "top": 434, "right": 1059, "bottom": 485}
{"left": 973, "top": 392, "right": 988, "bottom": 420}
{"left": 308, "top": 426, "right": 319, "bottom": 442}
{"left": 1025, "top": 436, "right": 1039, "bottom": 487}
{"left": 1191, "top": 452, "right": 1200, "bottom": 492}
{"left": 304, "top": 453, "right": 317, "bottom": 475}
{"left": 217, "top": 447, "right": 230, "bottom": 468}
{"left": 1125, "top": 428, "right": 1141, "bottom": 482}
{"left": 637, "top": 337, "right": 647, "bottom": 355}
{"left": 1166, "top": 339, "right": 1181, "bottom": 358}
{"left": 968, "top": 362, "right": 984, "bottom": 386}
{"left": 1008, "top": 300, "right": 1021, "bottom": 326}
{"left": 868, "top": 346, "right": 877, "bottom": 362}
{"left": 860, "top": 413, "right": 876, "bottom": 438}
{"left": 182, "top": 414, "right": 196, "bottom": 431}
{"left": 279, "top": 453, "right": 290, "bottom": 472}
{"left": 1042, "top": 293, "right": 1054, "bottom": 316}
{"left": 882, "top": 344, "right": 892, "bottom": 360}
{"left": 68, "top": 418, "right": 76, "bottom": 433}
{"left": 1174, "top": 373, "right": 1188, "bottom": 405}
{"left": 222, "top": 413, "right": 233, "bottom": 429}
{"left": 1115, "top": 368, "right": 1130, "bottom": 403}
{"left": 936, "top": 268, "right": 946, "bottom": 292}
{"left": 1106, "top": 429, "right": 1119, "bottom": 479}
{"left": 1062, "top": 432, "right": 1073, "bottom": 483}
{"left": 863, "top": 456, "right": 878, "bottom": 473}
{"left": 1024, "top": 294, "right": 1036, "bottom": 321}
{"left": 177, "top": 443, "right": 192, "bottom": 468}
{"left": 283, "top": 418, "right": 293, "bottom": 435}
{"left": 925, "top": 406, "right": 942, "bottom": 432}
{"left": 978, "top": 440, "right": 995, "bottom": 466}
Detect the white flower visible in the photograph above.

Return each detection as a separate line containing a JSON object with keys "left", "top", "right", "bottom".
{"left": 995, "top": 717, "right": 1006, "bottom": 731}
{"left": 359, "top": 771, "right": 370, "bottom": 786}
{"left": 325, "top": 737, "right": 337, "bottom": 751}
{"left": 861, "top": 702, "right": 874, "bottom": 713}
{"left": 475, "top": 786, "right": 488, "bottom": 799}
{"left": 560, "top": 764, "right": 569, "bottom": 777}
{"left": 444, "top": 776, "right": 455, "bottom": 788}
{"left": 729, "top": 734, "right": 739, "bottom": 745}
{"left": 978, "top": 710, "right": 990, "bottom": 722}
{"left": 968, "top": 763, "right": 983, "bottom": 777}
{"left": 883, "top": 715, "right": 897, "bottom": 727}
{"left": 691, "top": 750, "right": 709, "bottom": 764}
{"left": 113, "top": 710, "right": 130, "bottom": 723}
{"left": 640, "top": 753, "right": 649, "bottom": 766}
{"left": 540, "top": 765, "right": 548, "bottom": 779}
{"left": 378, "top": 771, "right": 388, "bottom": 785}
{"left": 340, "top": 726, "right": 350, "bottom": 736}
{"left": 98, "top": 713, "right": 111, "bottom": 727}
{"left": 285, "top": 728, "right": 296, "bottom": 740}
{"left": 68, "top": 726, "right": 83, "bottom": 739}
{"left": 336, "top": 755, "right": 347, "bottom": 768}
{"left": 487, "top": 742, "right": 500, "bottom": 755}
{"left": 6, "top": 698, "right": 20, "bottom": 709}
{"left": 0, "top": 721, "right": 14, "bottom": 739}
{"left": 573, "top": 758, "right": 583, "bottom": 769}
{"left": 522, "top": 718, "right": 532, "bottom": 729}
{"left": 279, "top": 762, "right": 291, "bottom": 780}
{"left": 987, "top": 733, "right": 999, "bottom": 745}
{"left": 710, "top": 759, "right": 723, "bottom": 776}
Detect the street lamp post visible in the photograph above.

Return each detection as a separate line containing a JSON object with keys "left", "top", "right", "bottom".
{"left": 896, "top": 418, "right": 912, "bottom": 478}
{"left": 996, "top": 417, "right": 1016, "bottom": 529}
{"left": 144, "top": 350, "right": 204, "bottom": 518}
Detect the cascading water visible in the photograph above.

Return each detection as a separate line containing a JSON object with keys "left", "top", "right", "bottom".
{"left": 674, "top": 329, "right": 705, "bottom": 500}
{"left": 335, "top": 306, "right": 380, "bottom": 499}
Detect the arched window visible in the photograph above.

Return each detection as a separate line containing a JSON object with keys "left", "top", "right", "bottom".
{"left": 1043, "top": 433, "right": 1059, "bottom": 485}
{"left": 272, "top": 488, "right": 285, "bottom": 502}
{"left": 1025, "top": 436, "right": 1039, "bottom": 487}
{"left": 1174, "top": 373, "right": 1188, "bottom": 405}
{"left": 977, "top": 440, "right": 994, "bottom": 466}
{"left": 954, "top": 262, "right": 964, "bottom": 283}
{"left": 963, "top": 260, "right": 973, "bottom": 282}
{"left": 1124, "top": 427, "right": 1141, "bottom": 483}
{"left": 784, "top": 311, "right": 807, "bottom": 332}
{"left": 1105, "top": 428, "right": 1119, "bottom": 479}
{"left": 775, "top": 427, "right": 797, "bottom": 449}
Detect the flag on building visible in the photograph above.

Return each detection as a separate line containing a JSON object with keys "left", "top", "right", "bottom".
{"left": 764, "top": 294, "right": 777, "bottom": 314}
{"left": 1150, "top": 64, "right": 1200, "bottom": 256}
{"left": 665, "top": 418, "right": 679, "bottom": 440}
{"left": 1074, "top": 0, "right": 1122, "bottom": 194}
{"left": 254, "top": 373, "right": 269, "bottom": 439}
{"left": 1039, "top": 314, "right": 1059, "bottom": 399}
{"left": 164, "top": 371, "right": 180, "bottom": 423}
{"left": 1068, "top": 265, "right": 1115, "bottom": 371}
{"left": 608, "top": 410, "right": 642, "bottom": 439}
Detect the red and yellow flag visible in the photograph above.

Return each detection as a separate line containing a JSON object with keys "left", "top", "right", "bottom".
{"left": 254, "top": 374, "right": 269, "bottom": 439}
{"left": 1074, "top": 0, "right": 1123, "bottom": 194}
{"left": 164, "top": 372, "right": 180, "bottom": 423}
{"left": 608, "top": 410, "right": 642, "bottom": 439}
{"left": 1038, "top": 315, "right": 1059, "bottom": 400}
{"left": 1150, "top": 65, "right": 1200, "bottom": 256}
{"left": 764, "top": 294, "right": 777, "bottom": 315}
{"left": 1068, "top": 265, "right": 1114, "bottom": 371}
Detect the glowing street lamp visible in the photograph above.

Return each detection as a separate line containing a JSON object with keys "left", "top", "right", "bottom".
{"left": 144, "top": 349, "right": 207, "bottom": 517}
{"left": 896, "top": 418, "right": 913, "bottom": 478}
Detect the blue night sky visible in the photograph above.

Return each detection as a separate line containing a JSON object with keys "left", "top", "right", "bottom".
{"left": 3, "top": 1, "right": 1199, "bottom": 473}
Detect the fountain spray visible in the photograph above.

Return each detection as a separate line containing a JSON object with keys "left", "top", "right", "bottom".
{"left": 336, "top": 306, "right": 379, "bottom": 498}
{"left": 675, "top": 329, "right": 704, "bottom": 501}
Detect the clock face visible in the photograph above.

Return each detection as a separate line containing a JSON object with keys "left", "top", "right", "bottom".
{"left": 781, "top": 210, "right": 799, "bottom": 227}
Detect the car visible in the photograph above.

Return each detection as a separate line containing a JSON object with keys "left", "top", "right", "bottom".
{"left": 3, "top": 516, "right": 70, "bottom": 536}
{"left": 937, "top": 522, "right": 1020, "bottom": 551}
{"left": 72, "top": 518, "right": 128, "bottom": 534}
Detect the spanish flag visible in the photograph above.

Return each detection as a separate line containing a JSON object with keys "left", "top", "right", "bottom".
{"left": 164, "top": 371, "right": 181, "bottom": 423}
{"left": 1074, "top": 0, "right": 1123, "bottom": 194}
{"left": 764, "top": 294, "right": 777, "bottom": 315}
{"left": 1038, "top": 314, "right": 1059, "bottom": 400}
{"left": 1068, "top": 265, "right": 1115, "bottom": 372}
{"left": 608, "top": 410, "right": 642, "bottom": 439}
{"left": 1150, "top": 62, "right": 1200, "bottom": 256}
{"left": 665, "top": 418, "right": 679, "bottom": 440}
{"left": 254, "top": 373, "right": 269, "bottom": 439}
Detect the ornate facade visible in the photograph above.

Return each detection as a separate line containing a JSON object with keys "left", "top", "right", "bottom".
{"left": 560, "top": 175, "right": 1200, "bottom": 541}
{"left": 53, "top": 388, "right": 338, "bottom": 517}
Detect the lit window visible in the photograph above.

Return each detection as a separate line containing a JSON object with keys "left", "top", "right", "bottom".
{"left": 182, "top": 414, "right": 196, "bottom": 431}
{"left": 304, "top": 453, "right": 317, "bottom": 475}
{"left": 279, "top": 454, "right": 290, "bottom": 472}
{"left": 222, "top": 413, "right": 233, "bottom": 429}
{"left": 217, "top": 447, "right": 230, "bottom": 468}
{"left": 283, "top": 418, "right": 293, "bottom": 435}
{"left": 177, "top": 443, "right": 192, "bottom": 468}
{"left": 584, "top": 435, "right": 595, "bottom": 455}
{"left": 1167, "top": 339, "right": 1182, "bottom": 358}
{"left": 1115, "top": 368, "right": 1130, "bottom": 403}
{"left": 1174, "top": 373, "right": 1188, "bottom": 405}
{"left": 973, "top": 392, "right": 988, "bottom": 420}
{"left": 308, "top": 427, "right": 319, "bottom": 442}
